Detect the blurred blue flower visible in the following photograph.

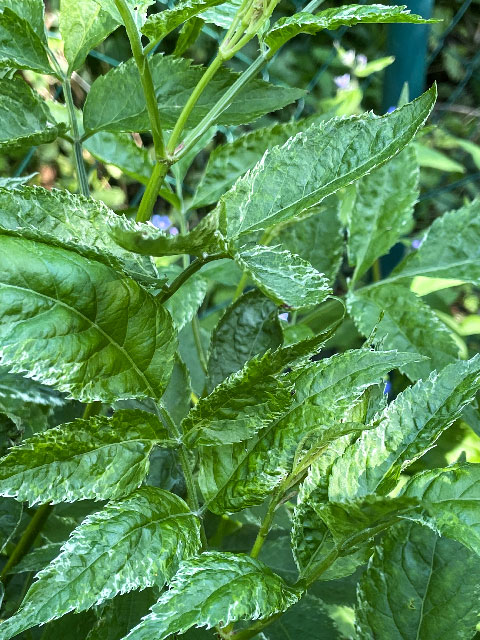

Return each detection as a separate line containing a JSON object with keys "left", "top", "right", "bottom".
{"left": 169, "top": 226, "right": 179, "bottom": 236}
{"left": 386, "top": 106, "right": 396, "bottom": 114}
{"left": 279, "top": 312, "right": 289, "bottom": 322}
{"left": 384, "top": 380, "right": 392, "bottom": 395}
{"left": 151, "top": 214, "right": 171, "bottom": 230}
{"left": 334, "top": 73, "right": 351, "bottom": 90}
{"left": 411, "top": 238, "right": 422, "bottom": 249}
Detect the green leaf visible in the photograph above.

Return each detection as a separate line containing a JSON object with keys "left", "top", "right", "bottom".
{"left": 0, "top": 366, "right": 65, "bottom": 431}
{"left": 274, "top": 199, "right": 344, "bottom": 285}
{"left": 263, "top": 593, "right": 340, "bottom": 640}
{"left": 347, "top": 146, "right": 419, "bottom": 281}
{"left": 389, "top": 198, "right": 480, "bottom": 285}
{"left": 199, "top": 350, "right": 422, "bottom": 513}
{"left": 264, "top": 5, "right": 435, "bottom": 54}
{"left": 192, "top": 120, "right": 309, "bottom": 209}
{"left": 183, "top": 353, "right": 293, "bottom": 447}
{"left": 357, "top": 521, "right": 480, "bottom": 640}
{"left": 83, "top": 54, "right": 304, "bottom": 134}
{"left": 7, "top": 542, "right": 63, "bottom": 575}
{"left": 164, "top": 270, "right": 208, "bottom": 332}
{"left": 141, "top": 0, "right": 223, "bottom": 43}
{"left": 86, "top": 590, "right": 158, "bottom": 640}
{"left": 60, "top": 0, "right": 118, "bottom": 72}
{"left": 0, "top": 496, "right": 22, "bottom": 552}
{"left": 84, "top": 131, "right": 154, "bottom": 184}
{"left": 0, "top": 174, "right": 37, "bottom": 189}
{"left": 0, "top": 79, "right": 66, "bottom": 151}
{"left": 0, "top": 409, "right": 171, "bottom": 505}
{"left": 200, "top": 0, "right": 241, "bottom": 27}
{"left": 347, "top": 284, "right": 458, "bottom": 381}
{"left": 0, "top": 233, "right": 177, "bottom": 402}
{"left": 0, "top": 0, "right": 45, "bottom": 40}
{"left": 0, "top": 6, "right": 52, "bottom": 73}
{"left": 218, "top": 87, "right": 436, "bottom": 240}
{"left": 403, "top": 463, "right": 480, "bottom": 556}
{"left": 0, "top": 186, "right": 159, "bottom": 286}
{"left": 0, "top": 487, "right": 201, "bottom": 640}
{"left": 328, "top": 356, "right": 480, "bottom": 501}
{"left": 122, "top": 552, "right": 300, "bottom": 640}
{"left": 207, "top": 290, "right": 282, "bottom": 391}
{"left": 40, "top": 612, "right": 98, "bottom": 640}
{"left": 233, "top": 245, "right": 331, "bottom": 310}
{"left": 109, "top": 211, "right": 226, "bottom": 259}
{"left": 414, "top": 142, "right": 466, "bottom": 173}
{"left": 93, "top": 0, "right": 155, "bottom": 25}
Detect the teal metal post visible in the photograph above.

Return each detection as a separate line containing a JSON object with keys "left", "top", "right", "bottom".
{"left": 382, "top": 0, "right": 434, "bottom": 112}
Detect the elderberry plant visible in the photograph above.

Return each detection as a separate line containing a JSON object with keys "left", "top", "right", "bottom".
{"left": 0, "top": 1, "right": 479, "bottom": 639}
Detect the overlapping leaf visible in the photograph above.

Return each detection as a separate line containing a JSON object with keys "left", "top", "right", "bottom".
{"left": 403, "top": 463, "right": 480, "bottom": 556}
{"left": 83, "top": 54, "right": 304, "bottom": 134}
{"left": 183, "top": 354, "right": 293, "bottom": 447}
{"left": 347, "top": 146, "right": 419, "bottom": 281}
{"left": 199, "top": 350, "right": 421, "bottom": 513}
{"left": 60, "top": 0, "right": 118, "bottom": 71}
{"left": 141, "top": 0, "right": 224, "bottom": 43}
{"left": 328, "top": 356, "right": 480, "bottom": 501}
{"left": 109, "top": 210, "right": 225, "bottom": 259}
{"left": 347, "top": 283, "right": 458, "bottom": 381}
{"left": 0, "top": 186, "right": 159, "bottom": 285}
{"left": 207, "top": 290, "right": 282, "bottom": 391}
{"left": 233, "top": 245, "right": 331, "bottom": 310}
{"left": 122, "top": 552, "right": 300, "bottom": 640}
{"left": 357, "top": 521, "right": 480, "bottom": 640}
{"left": 0, "top": 5, "right": 51, "bottom": 73}
{"left": 265, "top": 4, "right": 435, "bottom": 54}
{"left": 0, "top": 79, "right": 66, "bottom": 151}
{"left": 0, "top": 409, "right": 171, "bottom": 505}
{"left": 390, "top": 198, "right": 480, "bottom": 285}
{"left": 0, "top": 488, "right": 201, "bottom": 640}
{"left": 0, "top": 233, "right": 176, "bottom": 402}
{"left": 218, "top": 87, "right": 436, "bottom": 240}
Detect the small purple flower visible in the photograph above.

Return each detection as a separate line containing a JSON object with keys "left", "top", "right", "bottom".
{"left": 169, "top": 226, "right": 179, "bottom": 236}
{"left": 279, "top": 312, "right": 289, "bottom": 322}
{"left": 411, "top": 238, "right": 422, "bottom": 250}
{"left": 356, "top": 54, "right": 367, "bottom": 68}
{"left": 151, "top": 214, "right": 171, "bottom": 230}
{"left": 334, "top": 73, "right": 351, "bottom": 90}
{"left": 386, "top": 106, "right": 396, "bottom": 114}
{"left": 384, "top": 380, "right": 392, "bottom": 395}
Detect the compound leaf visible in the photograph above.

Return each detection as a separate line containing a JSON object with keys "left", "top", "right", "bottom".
{"left": 199, "top": 350, "right": 421, "bottom": 513}
{"left": 0, "top": 79, "right": 66, "bottom": 151}
{"left": 0, "top": 487, "right": 201, "bottom": 640}
{"left": 83, "top": 54, "right": 304, "bottom": 134}
{"left": 328, "top": 356, "right": 480, "bottom": 501}
{"left": 0, "top": 409, "right": 171, "bottom": 505}
{"left": 0, "top": 233, "right": 177, "bottom": 402}
{"left": 122, "top": 552, "right": 300, "bottom": 640}
{"left": 347, "top": 283, "right": 458, "bottom": 381}
{"left": 218, "top": 87, "right": 436, "bottom": 239}
{"left": 265, "top": 4, "right": 435, "bottom": 54}
{"left": 356, "top": 521, "right": 480, "bottom": 640}
{"left": 233, "top": 245, "right": 332, "bottom": 310}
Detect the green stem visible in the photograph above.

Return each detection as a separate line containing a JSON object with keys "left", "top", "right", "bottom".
{"left": 156, "top": 405, "right": 207, "bottom": 549}
{"left": 0, "top": 504, "right": 53, "bottom": 584}
{"left": 114, "top": 0, "right": 165, "bottom": 160}
{"left": 136, "top": 162, "right": 169, "bottom": 223}
{"left": 177, "top": 54, "right": 268, "bottom": 161}
{"left": 372, "top": 259, "right": 382, "bottom": 282}
{"left": 158, "top": 253, "right": 227, "bottom": 303}
{"left": 233, "top": 272, "right": 248, "bottom": 301}
{"left": 167, "top": 54, "right": 224, "bottom": 156}
{"left": 192, "top": 315, "right": 208, "bottom": 375}
{"left": 250, "top": 491, "right": 280, "bottom": 559}
{"left": 63, "top": 78, "right": 90, "bottom": 197}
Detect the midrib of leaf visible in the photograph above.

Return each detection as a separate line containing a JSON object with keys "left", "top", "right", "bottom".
{"left": 368, "top": 257, "right": 478, "bottom": 286}
{"left": 35, "top": 510, "right": 196, "bottom": 610}
{"left": 300, "top": 524, "right": 329, "bottom": 578}
{"left": 206, "top": 357, "right": 383, "bottom": 504}
{"left": 415, "top": 536, "right": 437, "bottom": 640}
{"left": 0, "top": 277, "right": 158, "bottom": 399}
